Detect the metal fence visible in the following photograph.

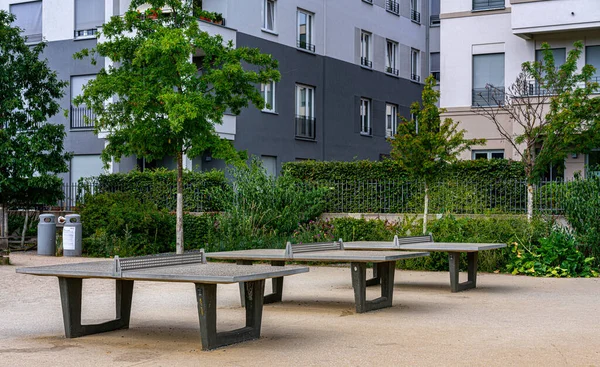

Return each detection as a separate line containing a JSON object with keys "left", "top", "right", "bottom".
{"left": 52, "top": 178, "right": 577, "bottom": 215}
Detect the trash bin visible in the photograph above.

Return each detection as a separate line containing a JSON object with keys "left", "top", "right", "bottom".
{"left": 37, "top": 214, "right": 57, "bottom": 256}
{"left": 63, "top": 214, "right": 82, "bottom": 257}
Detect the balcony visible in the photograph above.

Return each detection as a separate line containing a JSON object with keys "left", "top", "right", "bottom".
{"left": 411, "top": 9, "right": 421, "bottom": 23}
{"left": 386, "top": 0, "right": 400, "bottom": 15}
{"left": 386, "top": 66, "right": 399, "bottom": 76}
{"left": 297, "top": 40, "right": 315, "bottom": 53}
{"left": 295, "top": 116, "right": 315, "bottom": 140}
{"left": 472, "top": 0, "right": 504, "bottom": 11}
{"left": 23, "top": 33, "right": 42, "bottom": 44}
{"left": 361, "top": 57, "right": 372, "bottom": 68}
{"left": 524, "top": 76, "right": 600, "bottom": 96}
{"left": 411, "top": 74, "right": 421, "bottom": 82}
{"left": 511, "top": 0, "right": 600, "bottom": 39}
{"left": 472, "top": 87, "right": 505, "bottom": 107}
{"left": 70, "top": 106, "right": 96, "bottom": 130}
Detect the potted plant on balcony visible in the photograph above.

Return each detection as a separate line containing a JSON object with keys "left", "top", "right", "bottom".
{"left": 146, "top": 8, "right": 159, "bottom": 20}
{"left": 213, "top": 13, "right": 224, "bottom": 25}
{"left": 198, "top": 10, "right": 213, "bottom": 22}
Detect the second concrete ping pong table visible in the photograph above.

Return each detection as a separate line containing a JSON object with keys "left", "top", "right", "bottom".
{"left": 206, "top": 241, "right": 429, "bottom": 313}
{"left": 16, "top": 250, "right": 308, "bottom": 350}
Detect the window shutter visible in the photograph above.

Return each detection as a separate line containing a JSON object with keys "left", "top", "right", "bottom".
{"left": 11, "top": 1, "right": 42, "bottom": 41}
{"left": 75, "top": 0, "right": 105, "bottom": 31}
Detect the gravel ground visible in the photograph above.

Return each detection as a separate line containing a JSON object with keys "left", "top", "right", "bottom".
{"left": 1, "top": 252, "right": 599, "bottom": 367}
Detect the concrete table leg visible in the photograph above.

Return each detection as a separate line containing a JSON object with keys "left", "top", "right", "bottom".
{"left": 448, "top": 252, "right": 478, "bottom": 292}
{"left": 365, "top": 263, "right": 381, "bottom": 287}
{"left": 195, "top": 280, "right": 265, "bottom": 350}
{"left": 237, "top": 260, "right": 285, "bottom": 306}
{"left": 350, "top": 261, "right": 395, "bottom": 313}
{"left": 58, "top": 277, "right": 134, "bottom": 338}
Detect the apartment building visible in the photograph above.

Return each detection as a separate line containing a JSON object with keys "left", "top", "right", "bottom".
{"left": 440, "top": 0, "right": 600, "bottom": 179}
{"left": 1, "top": 0, "right": 436, "bottom": 182}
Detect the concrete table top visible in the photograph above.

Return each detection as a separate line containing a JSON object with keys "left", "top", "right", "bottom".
{"left": 342, "top": 241, "right": 506, "bottom": 253}
{"left": 205, "top": 249, "right": 430, "bottom": 262}
{"left": 16, "top": 261, "right": 309, "bottom": 284}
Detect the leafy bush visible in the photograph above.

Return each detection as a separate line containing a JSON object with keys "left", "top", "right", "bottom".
{"left": 7, "top": 213, "right": 38, "bottom": 237}
{"left": 507, "top": 227, "right": 598, "bottom": 277}
{"left": 80, "top": 192, "right": 175, "bottom": 257}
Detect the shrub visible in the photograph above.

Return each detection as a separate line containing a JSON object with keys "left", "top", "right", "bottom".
{"left": 507, "top": 227, "right": 598, "bottom": 277}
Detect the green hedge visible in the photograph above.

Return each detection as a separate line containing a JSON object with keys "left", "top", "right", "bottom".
{"left": 79, "top": 168, "right": 228, "bottom": 212}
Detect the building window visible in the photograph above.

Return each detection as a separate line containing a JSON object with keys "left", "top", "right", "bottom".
{"left": 70, "top": 75, "right": 96, "bottom": 130}
{"left": 361, "top": 31, "right": 372, "bottom": 68}
{"left": 10, "top": 1, "right": 42, "bottom": 44}
{"left": 261, "top": 81, "right": 276, "bottom": 112}
{"left": 386, "top": 103, "right": 398, "bottom": 137}
{"left": 260, "top": 155, "right": 277, "bottom": 177}
{"left": 430, "top": 0, "right": 440, "bottom": 26}
{"left": 528, "top": 48, "right": 566, "bottom": 95}
{"left": 472, "top": 0, "right": 505, "bottom": 11}
{"left": 297, "top": 10, "right": 314, "bottom": 52}
{"left": 587, "top": 150, "right": 600, "bottom": 177}
{"left": 586, "top": 46, "right": 600, "bottom": 82}
{"left": 410, "top": 0, "right": 420, "bottom": 23}
{"left": 263, "top": 0, "right": 276, "bottom": 32}
{"left": 472, "top": 150, "right": 505, "bottom": 160}
{"left": 472, "top": 53, "right": 505, "bottom": 106}
{"left": 411, "top": 49, "right": 420, "bottom": 82}
{"left": 295, "top": 84, "right": 315, "bottom": 140}
{"left": 430, "top": 52, "right": 440, "bottom": 83}
{"left": 360, "top": 98, "right": 371, "bottom": 135}
{"left": 386, "top": 0, "right": 399, "bottom": 15}
{"left": 70, "top": 155, "right": 105, "bottom": 186}
{"left": 386, "top": 40, "right": 399, "bottom": 76}
{"left": 75, "top": 0, "right": 105, "bottom": 39}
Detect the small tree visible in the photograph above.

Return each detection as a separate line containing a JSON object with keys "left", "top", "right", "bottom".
{"left": 0, "top": 11, "right": 70, "bottom": 240}
{"left": 390, "top": 76, "right": 485, "bottom": 234}
{"left": 474, "top": 41, "right": 600, "bottom": 221}
{"left": 75, "top": 0, "right": 280, "bottom": 253}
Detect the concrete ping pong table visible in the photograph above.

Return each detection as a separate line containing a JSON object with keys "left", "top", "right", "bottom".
{"left": 342, "top": 235, "right": 507, "bottom": 292}
{"left": 206, "top": 241, "right": 429, "bottom": 313}
{"left": 16, "top": 250, "right": 308, "bottom": 350}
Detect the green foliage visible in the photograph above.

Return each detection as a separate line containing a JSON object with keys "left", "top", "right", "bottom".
{"left": 7, "top": 213, "right": 38, "bottom": 237}
{"left": 0, "top": 11, "right": 70, "bottom": 209}
{"left": 211, "top": 159, "right": 329, "bottom": 249}
{"left": 561, "top": 177, "right": 600, "bottom": 263}
{"left": 80, "top": 192, "right": 175, "bottom": 257}
{"left": 79, "top": 168, "right": 227, "bottom": 212}
{"left": 507, "top": 228, "right": 598, "bottom": 278}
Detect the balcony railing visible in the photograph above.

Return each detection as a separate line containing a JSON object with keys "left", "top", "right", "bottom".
{"left": 431, "top": 71, "right": 440, "bottom": 82}
{"left": 386, "top": 66, "right": 399, "bottom": 76}
{"left": 23, "top": 33, "right": 42, "bottom": 44}
{"left": 360, "top": 127, "right": 372, "bottom": 136}
{"left": 472, "top": 0, "right": 505, "bottom": 11}
{"left": 297, "top": 40, "right": 315, "bottom": 52}
{"left": 361, "top": 57, "right": 372, "bottom": 68}
{"left": 411, "top": 74, "right": 421, "bottom": 82}
{"left": 472, "top": 87, "right": 505, "bottom": 107}
{"left": 70, "top": 106, "right": 96, "bottom": 129}
{"left": 74, "top": 29, "right": 98, "bottom": 38}
{"left": 411, "top": 9, "right": 421, "bottom": 23}
{"left": 430, "top": 14, "right": 440, "bottom": 26}
{"left": 386, "top": 0, "right": 400, "bottom": 15}
{"left": 295, "top": 116, "right": 316, "bottom": 140}
{"left": 525, "top": 76, "right": 600, "bottom": 96}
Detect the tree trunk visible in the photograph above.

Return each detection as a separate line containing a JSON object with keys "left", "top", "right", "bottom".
{"left": 526, "top": 183, "right": 534, "bottom": 223}
{"left": 20, "top": 210, "right": 29, "bottom": 249}
{"left": 422, "top": 181, "right": 429, "bottom": 234}
{"left": 0, "top": 204, "right": 4, "bottom": 238}
{"left": 1, "top": 203, "right": 6, "bottom": 238}
{"left": 176, "top": 150, "right": 184, "bottom": 254}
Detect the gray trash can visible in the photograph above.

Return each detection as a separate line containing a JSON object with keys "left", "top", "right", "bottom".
{"left": 37, "top": 214, "right": 57, "bottom": 256}
{"left": 63, "top": 214, "right": 82, "bottom": 257}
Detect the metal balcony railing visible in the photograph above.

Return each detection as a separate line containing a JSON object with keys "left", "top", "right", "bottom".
{"left": 361, "top": 57, "right": 372, "bottom": 68}
{"left": 472, "top": 87, "right": 505, "bottom": 107}
{"left": 431, "top": 71, "right": 440, "bottom": 82}
{"left": 472, "top": 0, "right": 505, "bottom": 11}
{"left": 360, "top": 127, "right": 372, "bottom": 136}
{"left": 430, "top": 14, "right": 440, "bottom": 26}
{"left": 23, "top": 33, "right": 42, "bottom": 44}
{"left": 411, "top": 9, "right": 421, "bottom": 23}
{"left": 74, "top": 29, "right": 97, "bottom": 38}
{"left": 411, "top": 74, "right": 421, "bottom": 82}
{"left": 297, "top": 40, "right": 315, "bottom": 52}
{"left": 386, "top": 66, "right": 399, "bottom": 76}
{"left": 70, "top": 106, "right": 96, "bottom": 129}
{"left": 295, "top": 116, "right": 316, "bottom": 140}
{"left": 386, "top": 0, "right": 400, "bottom": 15}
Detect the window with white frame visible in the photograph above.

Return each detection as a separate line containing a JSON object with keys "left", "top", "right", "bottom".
{"left": 386, "top": 40, "right": 398, "bottom": 76}
{"left": 70, "top": 75, "right": 96, "bottom": 129}
{"left": 263, "top": 0, "right": 276, "bottom": 32}
{"left": 10, "top": 1, "right": 42, "bottom": 43}
{"left": 295, "top": 84, "right": 315, "bottom": 139}
{"left": 472, "top": 53, "right": 505, "bottom": 106}
{"left": 360, "top": 98, "right": 371, "bottom": 135}
{"left": 410, "top": 0, "right": 420, "bottom": 23}
{"left": 411, "top": 49, "right": 420, "bottom": 82}
{"left": 430, "top": 52, "right": 440, "bottom": 83}
{"left": 360, "top": 31, "right": 372, "bottom": 68}
{"left": 261, "top": 81, "right": 276, "bottom": 112}
{"left": 75, "top": 0, "right": 105, "bottom": 39}
{"left": 472, "top": 150, "right": 504, "bottom": 160}
{"left": 297, "top": 10, "right": 314, "bottom": 52}
{"left": 385, "top": 103, "right": 398, "bottom": 137}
